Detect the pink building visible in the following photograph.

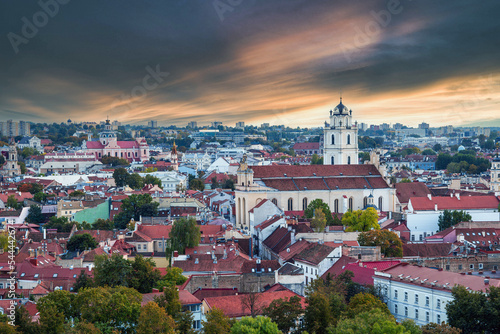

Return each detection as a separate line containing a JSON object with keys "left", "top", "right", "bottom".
{"left": 84, "top": 120, "right": 149, "bottom": 162}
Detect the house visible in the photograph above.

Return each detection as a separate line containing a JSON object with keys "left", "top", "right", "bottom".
{"left": 292, "top": 242, "right": 341, "bottom": 285}
{"left": 373, "top": 263, "right": 500, "bottom": 325}
{"left": 395, "top": 182, "right": 431, "bottom": 213}
{"left": 56, "top": 200, "right": 84, "bottom": 220}
{"left": 292, "top": 142, "right": 321, "bottom": 156}
{"left": 17, "top": 136, "right": 42, "bottom": 150}
{"left": 406, "top": 194, "right": 500, "bottom": 241}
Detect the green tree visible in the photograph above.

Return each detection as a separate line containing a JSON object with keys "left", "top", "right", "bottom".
{"left": 436, "top": 153, "right": 452, "bottom": 170}
{"left": 342, "top": 208, "right": 380, "bottom": 232}
{"left": 6, "top": 195, "right": 21, "bottom": 209}
{"left": 202, "top": 308, "right": 232, "bottom": 334}
{"left": 222, "top": 179, "right": 235, "bottom": 191}
{"left": 38, "top": 301, "right": 66, "bottom": 334}
{"left": 344, "top": 292, "right": 391, "bottom": 319}
{"left": 130, "top": 255, "right": 162, "bottom": 293}
{"left": 358, "top": 230, "right": 403, "bottom": 258}
{"left": 311, "top": 208, "right": 327, "bottom": 233}
{"left": 305, "top": 199, "right": 334, "bottom": 225}
{"left": 329, "top": 308, "right": 414, "bottom": 334}
{"left": 262, "top": 296, "right": 303, "bottom": 333}
{"left": 446, "top": 285, "right": 488, "bottom": 334}
{"left": 67, "top": 233, "right": 98, "bottom": 252}
{"left": 432, "top": 144, "right": 442, "bottom": 152}
{"left": 438, "top": 210, "right": 472, "bottom": 231}
{"left": 25, "top": 205, "right": 45, "bottom": 224}
{"left": 44, "top": 216, "right": 74, "bottom": 232}
{"left": 93, "top": 254, "right": 132, "bottom": 288}
{"left": 231, "top": 316, "right": 280, "bottom": 334}
{"left": 143, "top": 174, "right": 163, "bottom": 188}
{"left": 189, "top": 178, "right": 205, "bottom": 191}
{"left": 102, "top": 156, "right": 130, "bottom": 166}
{"left": 0, "top": 322, "right": 17, "bottom": 334}
{"left": 422, "top": 149, "right": 436, "bottom": 155}
{"left": 70, "top": 190, "right": 85, "bottom": 197}
{"left": 421, "top": 322, "right": 461, "bottom": 334}
{"left": 0, "top": 232, "right": 8, "bottom": 252}
{"left": 37, "top": 290, "right": 76, "bottom": 323}
{"left": 114, "top": 194, "right": 159, "bottom": 229}
{"left": 92, "top": 218, "right": 114, "bottom": 230}
{"left": 73, "top": 269, "right": 94, "bottom": 292}
{"left": 155, "top": 267, "right": 188, "bottom": 291}
{"left": 176, "top": 310, "right": 196, "bottom": 334}
{"left": 14, "top": 305, "right": 40, "bottom": 334}
{"left": 34, "top": 191, "right": 47, "bottom": 203}
{"left": 311, "top": 154, "right": 323, "bottom": 164}
{"left": 359, "top": 152, "right": 370, "bottom": 163}
{"left": 127, "top": 173, "right": 145, "bottom": 189}
{"left": 19, "top": 161, "right": 27, "bottom": 174}
{"left": 113, "top": 167, "right": 129, "bottom": 187}
{"left": 169, "top": 217, "right": 200, "bottom": 254}
{"left": 154, "top": 284, "right": 182, "bottom": 319}
{"left": 137, "top": 302, "right": 176, "bottom": 334}
{"left": 304, "top": 290, "right": 333, "bottom": 333}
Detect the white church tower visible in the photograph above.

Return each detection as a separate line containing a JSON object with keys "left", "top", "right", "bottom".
{"left": 323, "top": 97, "right": 359, "bottom": 165}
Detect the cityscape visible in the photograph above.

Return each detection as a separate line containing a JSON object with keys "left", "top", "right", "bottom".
{"left": 1, "top": 1, "right": 500, "bottom": 334}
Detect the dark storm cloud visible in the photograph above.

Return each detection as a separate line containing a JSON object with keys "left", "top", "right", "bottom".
{"left": 0, "top": 0, "right": 499, "bottom": 126}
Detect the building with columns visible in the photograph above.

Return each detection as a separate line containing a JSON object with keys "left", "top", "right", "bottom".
{"left": 83, "top": 119, "right": 149, "bottom": 162}
{"left": 0, "top": 140, "right": 21, "bottom": 177}
{"left": 491, "top": 157, "right": 500, "bottom": 192}
{"left": 323, "top": 98, "right": 359, "bottom": 165}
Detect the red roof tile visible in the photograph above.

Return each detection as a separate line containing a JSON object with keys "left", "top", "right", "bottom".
{"left": 409, "top": 195, "right": 499, "bottom": 211}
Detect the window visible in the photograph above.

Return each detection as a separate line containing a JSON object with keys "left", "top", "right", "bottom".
{"left": 415, "top": 294, "right": 419, "bottom": 304}
{"left": 303, "top": 198, "right": 308, "bottom": 211}
{"left": 34, "top": 274, "right": 39, "bottom": 278}
{"left": 331, "top": 156, "right": 334, "bottom": 165}
{"left": 415, "top": 309, "right": 419, "bottom": 319}
{"left": 394, "top": 289, "right": 398, "bottom": 299}
{"left": 446, "top": 265, "right": 450, "bottom": 271}
{"left": 479, "top": 263, "right": 483, "bottom": 270}
{"left": 470, "top": 264, "right": 474, "bottom": 270}
{"left": 288, "top": 198, "right": 293, "bottom": 211}
{"left": 458, "top": 264, "right": 463, "bottom": 270}
{"left": 306, "top": 267, "right": 308, "bottom": 274}
{"left": 378, "top": 196, "right": 383, "bottom": 210}
{"left": 426, "top": 311, "right": 430, "bottom": 322}
{"left": 394, "top": 304, "right": 398, "bottom": 314}
{"left": 347, "top": 156, "right": 351, "bottom": 164}
{"left": 363, "top": 197, "right": 368, "bottom": 208}
{"left": 331, "top": 134, "right": 335, "bottom": 145}
{"left": 437, "top": 299, "right": 441, "bottom": 309}
{"left": 53, "top": 274, "right": 58, "bottom": 278}
{"left": 347, "top": 134, "right": 351, "bottom": 145}
{"left": 405, "top": 307, "right": 408, "bottom": 317}
{"left": 334, "top": 199, "right": 339, "bottom": 213}
{"left": 21, "top": 273, "right": 25, "bottom": 277}
{"left": 404, "top": 292, "right": 408, "bottom": 301}
{"left": 426, "top": 296, "right": 429, "bottom": 306}
{"left": 137, "top": 244, "right": 141, "bottom": 250}
{"left": 437, "top": 314, "right": 441, "bottom": 323}
{"left": 348, "top": 197, "right": 353, "bottom": 211}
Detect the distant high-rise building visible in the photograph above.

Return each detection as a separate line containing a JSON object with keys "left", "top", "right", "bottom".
{"left": 235, "top": 121, "right": 245, "bottom": 128}
{"left": 212, "top": 121, "right": 222, "bottom": 128}
{"left": 393, "top": 123, "right": 404, "bottom": 130}
{"left": 359, "top": 123, "right": 368, "bottom": 131}
{"left": 380, "top": 123, "right": 390, "bottom": 130}
{"left": 261, "top": 123, "right": 270, "bottom": 129}
{"left": 19, "top": 121, "right": 30, "bottom": 136}
{"left": 418, "top": 122, "right": 430, "bottom": 129}
{"left": 187, "top": 121, "right": 197, "bottom": 129}
{"left": 0, "top": 120, "right": 19, "bottom": 137}
{"left": 148, "top": 120, "right": 158, "bottom": 128}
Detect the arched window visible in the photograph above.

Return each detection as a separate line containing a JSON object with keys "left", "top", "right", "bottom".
{"left": 272, "top": 198, "right": 278, "bottom": 206}
{"left": 348, "top": 197, "right": 353, "bottom": 211}
{"left": 378, "top": 196, "right": 383, "bottom": 210}
{"left": 331, "top": 156, "right": 334, "bottom": 165}
{"left": 288, "top": 198, "right": 293, "bottom": 211}
{"left": 302, "top": 198, "right": 308, "bottom": 211}
{"left": 347, "top": 134, "right": 351, "bottom": 145}
{"left": 331, "top": 134, "right": 335, "bottom": 145}
{"left": 347, "top": 156, "right": 351, "bottom": 165}
{"left": 363, "top": 197, "right": 368, "bottom": 208}
{"left": 334, "top": 199, "right": 339, "bottom": 213}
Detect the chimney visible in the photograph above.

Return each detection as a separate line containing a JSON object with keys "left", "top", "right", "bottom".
{"left": 485, "top": 278, "right": 490, "bottom": 285}
{"left": 152, "top": 288, "right": 159, "bottom": 293}
{"left": 43, "top": 228, "right": 46, "bottom": 240}
{"left": 434, "top": 204, "right": 438, "bottom": 211}
{"left": 173, "top": 251, "right": 179, "bottom": 257}
{"left": 427, "top": 194, "right": 432, "bottom": 200}
{"left": 456, "top": 193, "right": 460, "bottom": 200}
{"left": 256, "top": 258, "right": 261, "bottom": 272}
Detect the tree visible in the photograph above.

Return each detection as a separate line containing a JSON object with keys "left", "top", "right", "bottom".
{"left": 344, "top": 292, "right": 391, "bottom": 319}
{"left": 231, "top": 316, "right": 280, "bottom": 334}
{"left": 130, "top": 255, "right": 162, "bottom": 293}
{"left": 311, "top": 154, "right": 323, "bottom": 164}
{"left": 330, "top": 308, "right": 413, "bottom": 334}
{"left": 25, "top": 204, "right": 45, "bottom": 224}
{"left": 438, "top": 210, "right": 472, "bottom": 231}
{"left": 202, "top": 308, "right": 232, "bottom": 334}
{"left": 155, "top": 267, "right": 187, "bottom": 291}
{"left": 93, "top": 254, "right": 132, "bottom": 288}
{"left": 169, "top": 217, "right": 200, "bottom": 254}
{"left": 73, "top": 269, "right": 94, "bottom": 292}
{"left": 137, "top": 302, "right": 175, "bottom": 334}
{"left": 176, "top": 310, "right": 196, "bottom": 334}
{"left": 305, "top": 199, "right": 334, "bottom": 225}
{"left": 6, "top": 195, "right": 21, "bottom": 209}
{"left": 421, "top": 322, "right": 461, "bottom": 334}
{"left": 422, "top": 148, "right": 436, "bottom": 155}
{"left": 143, "top": 174, "right": 163, "bottom": 188}
{"left": 0, "top": 232, "right": 8, "bottom": 252}
{"left": 433, "top": 144, "right": 442, "bottom": 152}
{"left": 70, "top": 190, "right": 86, "bottom": 197}
{"left": 37, "top": 290, "right": 76, "bottom": 323}
{"left": 113, "top": 167, "right": 129, "bottom": 187}
{"left": 0, "top": 322, "right": 17, "bottom": 334}
{"left": 127, "top": 173, "right": 145, "bottom": 189}
{"left": 189, "top": 178, "right": 205, "bottom": 191}
{"left": 34, "top": 191, "right": 47, "bottom": 203}
{"left": 311, "top": 208, "right": 327, "bottom": 232}
{"left": 358, "top": 230, "right": 403, "bottom": 258}
{"left": 262, "top": 296, "right": 303, "bottom": 333}
{"left": 241, "top": 291, "right": 264, "bottom": 318}
{"left": 114, "top": 194, "right": 159, "bottom": 229}
{"left": 436, "top": 153, "right": 452, "bottom": 170}
{"left": 446, "top": 285, "right": 488, "bottom": 334}
{"left": 304, "top": 289, "right": 334, "bottom": 333}
{"left": 342, "top": 208, "right": 380, "bottom": 232}
{"left": 155, "top": 284, "right": 182, "bottom": 319}
{"left": 19, "top": 161, "right": 27, "bottom": 174}
{"left": 67, "top": 233, "right": 98, "bottom": 252}
{"left": 44, "top": 216, "right": 74, "bottom": 232}
{"left": 38, "top": 300, "right": 66, "bottom": 334}
{"left": 92, "top": 218, "right": 114, "bottom": 230}
{"left": 14, "top": 305, "right": 40, "bottom": 334}
{"left": 102, "top": 156, "right": 130, "bottom": 166}
{"left": 222, "top": 179, "right": 235, "bottom": 191}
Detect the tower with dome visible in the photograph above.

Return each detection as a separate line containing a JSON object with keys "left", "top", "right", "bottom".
{"left": 323, "top": 97, "right": 359, "bottom": 165}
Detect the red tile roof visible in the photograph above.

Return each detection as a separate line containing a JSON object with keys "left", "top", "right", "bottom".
{"left": 251, "top": 164, "right": 382, "bottom": 178}
{"left": 395, "top": 182, "right": 431, "bottom": 204}
{"left": 409, "top": 195, "right": 500, "bottom": 211}
{"left": 293, "top": 142, "right": 320, "bottom": 150}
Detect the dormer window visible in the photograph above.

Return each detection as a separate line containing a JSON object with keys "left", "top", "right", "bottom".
{"left": 53, "top": 274, "right": 58, "bottom": 278}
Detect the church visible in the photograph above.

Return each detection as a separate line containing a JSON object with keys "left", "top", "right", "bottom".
{"left": 234, "top": 98, "right": 396, "bottom": 230}
{"left": 83, "top": 119, "right": 150, "bottom": 162}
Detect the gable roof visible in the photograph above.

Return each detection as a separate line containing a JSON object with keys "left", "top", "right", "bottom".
{"left": 409, "top": 195, "right": 500, "bottom": 211}
{"left": 395, "top": 182, "right": 431, "bottom": 204}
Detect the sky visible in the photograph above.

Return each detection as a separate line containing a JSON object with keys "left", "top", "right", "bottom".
{"left": 1, "top": 0, "right": 499, "bottom": 128}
